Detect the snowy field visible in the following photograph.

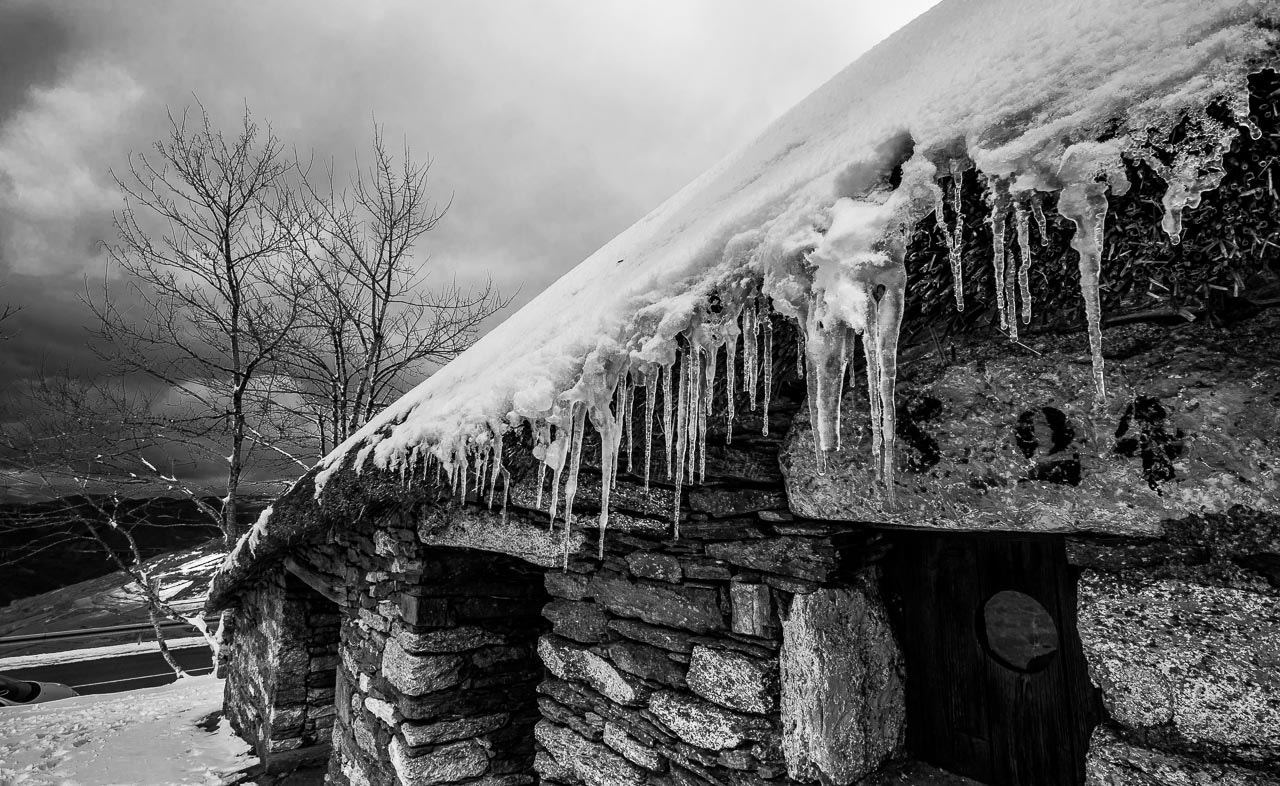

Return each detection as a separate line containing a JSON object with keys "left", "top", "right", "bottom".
{"left": 0, "top": 676, "right": 256, "bottom": 785}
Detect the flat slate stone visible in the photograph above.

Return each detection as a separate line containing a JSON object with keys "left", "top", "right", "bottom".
{"left": 607, "top": 639, "right": 688, "bottom": 688}
{"left": 705, "top": 537, "right": 837, "bottom": 582}
{"left": 401, "top": 713, "right": 509, "bottom": 748}
{"left": 608, "top": 619, "right": 696, "bottom": 653}
{"left": 534, "top": 720, "right": 646, "bottom": 786}
{"left": 389, "top": 736, "right": 489, "bottom": 784}
{"left": 687, "top": 487, "right": 789, "bottom": 517}
{"left": 382, "top": 637, "right": 464, "bottom": 697}
{"left": 646, "top": 691, "right": 767, "bottom": 752}
{"left": 626, "top": 552, "right": 683, "bottom": 583}
{"left": 588, "top": 573, "right": 724, "bottom": 634}
{"left": 1086, "top": 725, "right": 1278, "bottom": 785}
{"left": 687, "top": 645, "right": 776, "bottom": 714}
{"left": 603, "top": 722, "right": 666, "bottom": 772}
{"left": 395, "top": 625, "right": 505, "bottom": 654}
{"left": 538, "top": 634, "right": 649, "bottom": 706}
{"left": 543, "top": 599, "right": 611, "bottom": 643}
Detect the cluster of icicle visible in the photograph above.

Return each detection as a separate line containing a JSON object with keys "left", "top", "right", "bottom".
{"left": 376, "top": 99, "right": 1252, "bottom": 567}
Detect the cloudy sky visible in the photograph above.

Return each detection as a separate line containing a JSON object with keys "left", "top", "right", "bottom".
{"left": 0, "top": 0, "right": 938, "bottom": 488}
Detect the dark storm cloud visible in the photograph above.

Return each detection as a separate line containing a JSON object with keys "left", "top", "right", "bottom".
{"left": 0, "top": 2, "right": 76, "bottom": 125}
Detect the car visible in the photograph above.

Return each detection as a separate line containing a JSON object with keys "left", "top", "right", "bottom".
{"left": 0, "top": 672, "right": 78, "bottom": 706}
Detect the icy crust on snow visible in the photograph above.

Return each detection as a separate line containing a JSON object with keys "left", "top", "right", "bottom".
{"left": 0, "top": 676, "right": 254, "bottom": 785}
{"left": 284, "top": 0, "right": 1274, "bottom": 553}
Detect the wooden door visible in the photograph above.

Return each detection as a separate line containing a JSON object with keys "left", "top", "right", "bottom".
{"left": 880, "top": 532, "right": 1103, "bottom": 786}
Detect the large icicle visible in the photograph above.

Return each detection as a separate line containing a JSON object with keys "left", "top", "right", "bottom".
{"left": 624, "top": 373, "right": 635, "bottom": 474}
{"left": 1058, "top": 181, "right": 1113, "bottom": 401}
{"left": 487, "top": 429, "right": 503, "bottom": 509}
{"left": 937, "top": 162, "right": 967, "bottom": 309}
{"left": 744, "top": 298, "right": 759, "bottom": 411}
{"left": 1014, "top": 200, "right": 1034, "bottom": 326}
{"left": 643, "top": 371, "right": 656, "bottom": 490}
{"left": 724, "top": 311, "right": 740, "bottom": 445}
{"left": 561, "top": 403, "right": 588, "bottom": 554}
{"left": 761, "top": 311, "right": 774, "bottom": 436}
{"left": 672, "top": 350, "right": 690, "bottom": 539}
{"left": 662, "top": 362, "right": 675, "bottom": 479}
{"left": 596, "top": 384, "right": 624, "bottom": 560}
{"left": 802, "top": 303, "right": 850, "bottom": 471}
{"left": 988, "top": 177, "right": 1013, "bottom": 330}
{"left": 1056, "top": 140, "right": 1130, "bottom": 402}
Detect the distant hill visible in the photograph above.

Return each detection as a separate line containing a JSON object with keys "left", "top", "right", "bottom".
{"left": 0, "top": 495, "right": 270, "bottom": 607}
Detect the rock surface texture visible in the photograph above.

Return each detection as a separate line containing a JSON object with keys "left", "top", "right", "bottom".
{"left": 782, "top": 316, "right": 1280, "bottom": 536}
{"left": 781, "top": 574, "right": 906, "bottom": 784}
{"left": 1078, "top": 570, "right": 1280, "bottom": 764}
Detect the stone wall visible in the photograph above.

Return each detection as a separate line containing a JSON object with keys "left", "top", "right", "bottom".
{"left": 1071, "top": 508, "right": 1280, "bottom": 784}
{"left": 222, "top": 568, "right": 341, "bottom": 773}
{"left": 269, "top": 510, "right": 552, "bottom": 786}
{"left": 498, "top": 420, "right": 908, "bottom": 786}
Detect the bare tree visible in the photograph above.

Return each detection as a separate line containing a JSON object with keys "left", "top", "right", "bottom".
{"left": 87, "top": 102, "right": 304, "bottom": 542}
{"left": 0, "top": 378, "right": 229, "bottom": 677}
{"left": 278, "top": 128, "right": 508, "bottom": 453}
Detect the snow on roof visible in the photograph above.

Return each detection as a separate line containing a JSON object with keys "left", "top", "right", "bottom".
{"left": 222, "top": 0, "right": 1276, "bottom": 576}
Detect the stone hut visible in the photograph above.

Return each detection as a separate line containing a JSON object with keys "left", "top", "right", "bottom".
{"left": 206, "top": 2, "right": 1280, "bottom": 785}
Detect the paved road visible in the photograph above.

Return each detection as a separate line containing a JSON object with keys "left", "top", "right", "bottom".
{"left": 5, "top": 646, "right": 214, "bottom": 696}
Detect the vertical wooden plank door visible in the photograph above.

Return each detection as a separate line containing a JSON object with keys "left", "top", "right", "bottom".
{"left": 880, "top": 532, "right": 1103, "bottom": 786}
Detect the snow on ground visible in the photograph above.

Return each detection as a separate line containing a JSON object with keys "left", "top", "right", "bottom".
{"left": 0, "top": 637, "right": 208, "bottom": 672}
{"left": 0, "top": 540, "right": 223, "bottom": 650}
{"left": 0, "top": 676, "right": 256, "bottom": 785}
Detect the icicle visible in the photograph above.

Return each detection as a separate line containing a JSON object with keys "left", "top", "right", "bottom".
{"left": 662, "top": 362, "right": 675, "bottom": 479}
{"left": 1029, "top": 194, "right": 1049, "bottom": 245}
{"left": 562, "top": 403, "right": 588, "bottom": 548}
{"left": 988, "top": 177, "right": 1013, "bottom": 330}
{"left": 1057, "top": 181, "right": 1111, "bottom": 401}
{"left": 536, "top": 459, "right": 548, "bottom": 511}
{"left": 1004, "top": 246, "right": 1020, "bottom": 342}
{"left": 725, "top": 312, "right": 739, "bottom": 444}
{"left": 698, "top": 347, "right": 710, "bottom": 484}
{"left": 803, "top": 304, "right": 850, "bottom": 468}
{"left": 1014, "top": 201, "right": 1034, "bottom": 326}
{"left": 673, "top": 350, "right": 690, "bottom": 539}
{"left": 795, "top": 331, "right": 806, "bottom": 379}
{"left": 598, "top": 386, "right": 624, "bottom": 561}
{"left": 547, "top": 419, "right": 571, "bottom": 528}
{"left": 455, "top": 448, "right": 469, "bottom": 502}
{"left": 862, "top": 304, "right": 883, "bottom": 479}
{"left": 624, "top": 373, "right": 636, "bottom": 474}
{"left": 937, "top": 164, "right": 966, "bottom": 309}
{"left": 704, "top": 340, "right": 718, "bottom": 417}
{"left": 500, "top": 467, "right": 511, "bottom": 528}
{"left": 643, "top": 372, "right": 656, "bottom": 490}
{"left": 761, "top": 312, "right": 774, "bottom": 436}
{"left": 684, "top": 348, "right": 700, "bottom": 482}
{"left": 487, "top": 430, "right": 503, "bottom": 509}
{"left": 742, "top": 299, "right": 757, "bottom": 409}
{"left": 874, "top": 269, "right": 906, "bottom": 507}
